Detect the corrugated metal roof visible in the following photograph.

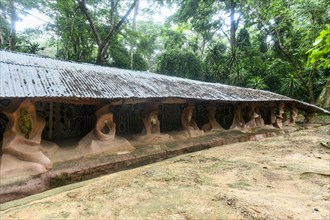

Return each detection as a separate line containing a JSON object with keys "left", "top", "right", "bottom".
{"left": 0, "top": 50, "right": 329, "bottom": 114}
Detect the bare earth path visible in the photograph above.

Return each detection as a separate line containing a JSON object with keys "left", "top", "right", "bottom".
{"left": 1, "top": 125, "right": 330, "bottom": 220}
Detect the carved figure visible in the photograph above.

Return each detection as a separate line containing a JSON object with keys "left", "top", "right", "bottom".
{"left": 270, "top": 104, "right": 276, "bottom": 125}
{"left": 254, "top": 107, "right": 265, "bottom": 127}
{"left": 142, "top": 111, "right": 160, "bottom": 135}
{"left": 284, "top": 104, "right": 298, "bottom": 126}
{"left": 180, "top": 103, "right": 204, "bottom": 138}
{"left": 274, "top": 102, "right": 285, "bottom": 128}
{"left": 202, "top": 102, "right": 224, "bottom": 131}
{"left": 290, "top": 106, "right": 298, "bottom": 124}
{"left": 246, "top": 105, "right": 265, "bottom": 128}
{"left": 94, "top": 112, "right": 116, "bottom": 141}
{"left": 18, "top": 108, "right": 32, "bottom": 139}
{"left": 1, "top": 99, "right": 57, "bottom": 179}
{"left": 77, "top": 105, "right": 134, "bottom": 155}
{"left": 304, "top": 111, "right": 314, "bottom": 124}
{"left": 245, "top": 106, "right": 259, "bottom": 128}
{"left": 181, "top": 104, "right": 199, "bottom": 131}
{"left": 230, "top": 104, "right": 246, "bottom": 129}
{"left": 133, "top": 103, "right": 173, "bottom": 144}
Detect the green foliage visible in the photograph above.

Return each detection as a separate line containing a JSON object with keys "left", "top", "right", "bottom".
{"left": 237, "top": 28, "right": 251, "bottom": 52}
{"left": 307, "top": 25, "right": 330, "bottom": 70}
{"left": 132, "top": 53, "right": 148, "bottom": 71}
{"left": 52, "top": 0, "right": 95, "bottom": 62}
{"left": 246, "top": 76, "right": 268, "bottom": 90}
{"left": 0, "top": 15, "right": 10, "bottom": 49}
{"left": 161, "top": 25, "right": 187, "bottom": 50}
{"left": 280, "top": 73, "right": 304, "bottom": 98}
{"left": 204, "top": 42, "right": 229, "bottom": 83}
{"left": 135, "top": 21, "right": 163, "bottom": 71}
{"left": 1, "top": 0, "right": 49, "bottom": 50}
{"left": 4, "top": 0, "right": 329, "bottom": 105}
{"left": 107, "top": 36, "right": 147, "bottom": 71}
{"left": 157, "top": 49, "right": 204, "bottom": 80}
{"left": 108, "top": 38, "right": 131, "bottom": 69}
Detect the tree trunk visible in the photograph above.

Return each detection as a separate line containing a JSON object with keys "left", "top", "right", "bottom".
{"left": 78, "top": 0, "right": 137, "bottom": 65}
{"left": 229, "top": 0, "right": 237, "bottom": 51}
{"left": 0, "top": 28, "right": 5, "bottom": 46}
{"left": 317, "top": 76, "right": 330, "bottom": 109}
{"left": 307, "top": 69, "right": 315, "bottom": 104}
{"left": 130, "top": 0, "right": 139, "bottom": 69}
{"left": 9, "top": 0, "right": 16, "bottom": 51}
{"left": 96, "top": 46, "right": 106, "bottom": 65}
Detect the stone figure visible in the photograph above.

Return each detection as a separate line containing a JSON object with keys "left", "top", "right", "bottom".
{"left": 1, "top": 99, "right": 58, "bottom": 179}
{"left": 201, "top": 102, "right": 224, "bottom": 131}
{"left": 290, "top": 106, "right": 298, "bottom": 124}
{"left": 246, "top": 105, "right": 265, "bottom": 128}
{"left": 134, "top": 103, "right": 173, "bottom": 144}
{"left": 94, "top": 111, "right": 116, "bottom": 141}
{"left": 283, "top": 104, "right": 298, "bottom": 126}
{"left": 142, "top": 110, "right": 160, "bottom": 135}
{"left": 182, "top": 104, "right": 199, "bottom": 131}
{"left": 269, "top": 104, "right": 276, "bottom": 126}
{"left": 77, "top": 105, "right": 134, "bottom": 155}
{"left": 254, "top": 107, "right": 265, "bottom": 127}
{"left": 304, "top": 111, "right": 314, "bottom": 124}
{"left": 180, "top": 103, "right": 204, "bottom": 138}
{"left": 245, "top": 106, "right": 258, "bottom": 128}
{"left": 274, "top": 102, "right": 285, "bottom": 128}
{"left": 230, "top": 104, "right": 246, "bottom": 129}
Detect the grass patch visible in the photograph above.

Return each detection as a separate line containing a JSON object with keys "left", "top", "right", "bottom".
{"left": 227, "top": 179, "right": 250, "bottom": 190}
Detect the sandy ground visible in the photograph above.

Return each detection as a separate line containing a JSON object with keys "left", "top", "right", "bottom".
{"left": 1, "top": 125, "right": 329, "bottom": 220}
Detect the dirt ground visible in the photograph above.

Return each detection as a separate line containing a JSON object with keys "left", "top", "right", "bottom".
{"left": 1, "top": 125, "right": 329, "bottom": 220}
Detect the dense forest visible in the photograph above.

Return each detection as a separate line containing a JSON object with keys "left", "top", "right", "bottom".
{"left": 0, "top": 0, "right": 329, "bottom": 107}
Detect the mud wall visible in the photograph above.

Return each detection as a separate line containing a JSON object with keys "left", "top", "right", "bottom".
{"left": 35, "top": 102, "right": 97, "bottom": 140}
{"left": 194, "top": 102, "right": 209, "bottom": 129}
{"left": 216, "top": 103, "right": 235, "bottom": 129}
{"left": 159, "top": 104, "right": 183, "bottom": 133}
{"left": 0, "top": 113, "right": 9, "bottom": 142}
{"left": 110, "top": 104, "right": 144, "bottom": 135}
{"left": 0, "top": 99, "right": 10, "bottom": 143}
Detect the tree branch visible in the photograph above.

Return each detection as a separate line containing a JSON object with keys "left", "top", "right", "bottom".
{"left": 77, "top": 0, "right": 101, "bottom": 46}
{"left": 247, "top": 4, "right": 300, "bottom": 70}
{"left": 110, "top": 0, "right": 115, "bottom": 26}
{"left": 101, "top": 0, "right": 137, "bottom": 48}
{"left": 220, "top": 27, "right": 230, "bottom": 42}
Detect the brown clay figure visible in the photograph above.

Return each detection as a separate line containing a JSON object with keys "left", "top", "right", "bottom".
{"left": 142, "top": 110, "right": 160, "bottom": 135}
{"left": 181, "top": 103, "right": 204, "bottom": 138}
{"left": 202, "top": 102, "right": 224, "bottom": 131}
{"left": 274, "top": 102, "right": 285, "bottom": 128}
{"left": 77, "top": 105, "right": 134, "bottom": 155}
{"left": 182, "top": 104, "right": 198, "bottom": 131}
{"left": 1, "top": 99, "right": 58, "bottom": 179}
{"left": 230, "top": 104, "right": 246, "bottom": 129}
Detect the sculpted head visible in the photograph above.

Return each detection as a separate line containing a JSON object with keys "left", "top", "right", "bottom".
{"left": 187, "top": 110, "right": 193, "bottom": 122}
{"left": 150, "top": 113, "right": 158, "bottom": 125}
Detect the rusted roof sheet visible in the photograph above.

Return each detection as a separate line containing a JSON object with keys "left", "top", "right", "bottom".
{"left": 0, "top": 50, "right": 328, "bottom": 114}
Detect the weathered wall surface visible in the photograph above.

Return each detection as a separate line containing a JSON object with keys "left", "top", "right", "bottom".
{"left": 35, "top": 102, "right": 96, "bottom": 140}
